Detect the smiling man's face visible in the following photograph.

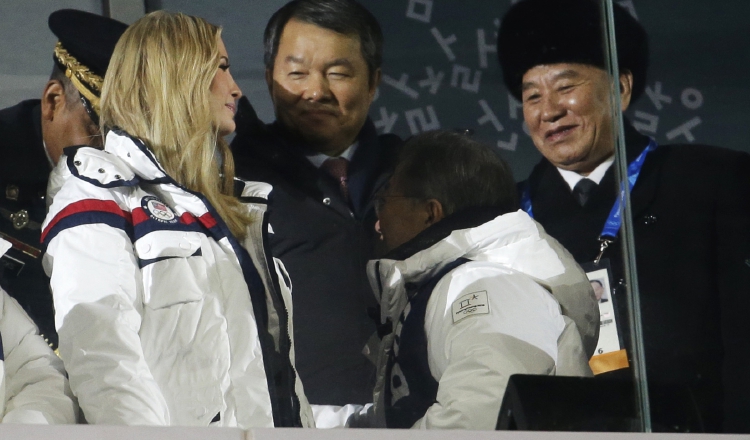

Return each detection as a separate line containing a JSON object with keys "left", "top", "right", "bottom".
{"left": 521, "top": 63, "right": 632, "bottom": 174}
{"left": 267, "top": 19, "right": 379, "bottom": 156}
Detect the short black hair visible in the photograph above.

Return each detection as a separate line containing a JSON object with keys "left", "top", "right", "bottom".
{"left": 49, "top": 64, "right": 80, "bottom": 106}
{"left": 263, "top": 0, "right": 383, "bottom": 82}
{"left": 393, "top": 131, "right": 518, "bottom": 217}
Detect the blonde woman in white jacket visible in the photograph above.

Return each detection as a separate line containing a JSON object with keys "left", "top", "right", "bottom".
{"left": 42, "top": 11, "right": 312, "bottom": 428}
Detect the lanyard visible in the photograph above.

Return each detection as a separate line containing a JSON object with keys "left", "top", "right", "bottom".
{"left": 521, "top": 138, "right": 658, "bottom": 262}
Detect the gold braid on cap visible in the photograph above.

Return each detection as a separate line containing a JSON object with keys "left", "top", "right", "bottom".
{"left": 53, "top": 41, "right": 103, "bottom": 115}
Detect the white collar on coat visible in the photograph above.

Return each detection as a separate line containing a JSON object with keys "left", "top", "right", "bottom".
{"left": 104, "top": 130, "right": 170, "bottom": 182}
{"left": 556, "top": 155, "right": 615, "bottom": 190}
{"left": 305, "top": 142, "right": 359, "bottom": 169}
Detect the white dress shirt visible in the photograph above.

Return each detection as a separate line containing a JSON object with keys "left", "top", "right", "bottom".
{"left": 556, "top": 155, "right": 615, "bottom": 191}
{"left": 305, "top": 142, "right": 359, "bottom": 169}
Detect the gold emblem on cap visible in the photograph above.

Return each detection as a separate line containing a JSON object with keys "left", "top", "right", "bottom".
{"left": 53, "top": 41, "right": 103, "bottom": 115}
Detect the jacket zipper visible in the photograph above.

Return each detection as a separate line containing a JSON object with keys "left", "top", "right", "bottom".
{"left": 258, "top": 201, "right": 303, "bottom": 427}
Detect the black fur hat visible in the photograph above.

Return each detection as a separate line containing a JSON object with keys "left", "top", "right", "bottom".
{"left": 497, "top": 0, "right": 649, "bottom": 103}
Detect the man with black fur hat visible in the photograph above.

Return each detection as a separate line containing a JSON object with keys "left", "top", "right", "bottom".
{"left": 0, "top": 9, "right": 127, "bottom": 350}
{"left": 497, "top": 0, "right": 750, "bottom": 433}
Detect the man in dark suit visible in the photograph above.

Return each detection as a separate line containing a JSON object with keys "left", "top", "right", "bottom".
{"left": 231, "top": 0, "right": 401, "bottom": 406}
{"left": 497, "top": 0, "right": 750, "bottom": 433}
{"left": 0, "top": 9, "right": 127, "bottom": 349}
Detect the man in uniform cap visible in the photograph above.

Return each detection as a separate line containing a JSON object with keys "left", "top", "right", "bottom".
{"left": 0, "top": 9, "right": 127, "bottom": 349}
{"left": 497, "top": 0, "right": 750, "bottom": 433}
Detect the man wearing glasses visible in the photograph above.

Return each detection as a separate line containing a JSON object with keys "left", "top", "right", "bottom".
{"left": 314, "top": 130, "right": 595, "bottom": 429}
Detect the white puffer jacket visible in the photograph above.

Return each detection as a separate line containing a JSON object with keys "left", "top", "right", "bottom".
{"left": 0, "top": 238, "right": 77, "bottom": 424}
{"left": 41, "top": 130, "right": 313, "bottom": 427}
{"left": 314, "top": 209, "right": 597, "bottom": 429}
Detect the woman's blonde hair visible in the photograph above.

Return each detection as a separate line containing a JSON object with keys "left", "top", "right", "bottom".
{"left": 100, "top": 11, "right": 251, "bottom": 239}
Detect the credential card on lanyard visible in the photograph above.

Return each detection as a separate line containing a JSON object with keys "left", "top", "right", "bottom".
{"left": 520, "top": 138, "right": 658, "bottom": 360}
{"left": 581, "top": 259, "right": 622, "bottom": 355}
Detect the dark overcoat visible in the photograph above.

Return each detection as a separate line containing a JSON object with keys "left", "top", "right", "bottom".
{"left": 231, "top": 99, "right": 402, "bottom": 405}
{"left": 0, "top": 99, "right": 57, "bottom": 348}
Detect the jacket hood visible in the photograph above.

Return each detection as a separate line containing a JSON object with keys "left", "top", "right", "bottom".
{"left": 369, "top": 209, "right": 565, "bottom": 319}
{"left": 46, "top": 130, "right": 249, "bottom": 249}
{"left": 368, "top": 207, "right": 600, "bottom": 356}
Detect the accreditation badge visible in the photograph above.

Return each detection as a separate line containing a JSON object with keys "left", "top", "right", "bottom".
{"left": 581, "top": 259, "right": 629, "bottom": 374}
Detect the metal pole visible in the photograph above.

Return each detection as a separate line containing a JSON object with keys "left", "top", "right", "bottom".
{"left": 601, "top": 0, "right": 652, "bottom": 432}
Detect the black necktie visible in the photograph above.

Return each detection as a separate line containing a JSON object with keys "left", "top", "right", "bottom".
{"left": 573, "top": 178, "right": 597, "bottom": 206}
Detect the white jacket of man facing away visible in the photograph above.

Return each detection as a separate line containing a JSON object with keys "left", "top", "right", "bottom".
{"left": 315, "top": 209, "right": 596, "bottom": 429}
{"left": 0, "top": 238, "right": 77, "bottom": 424}
{"left": 313, "top": 130, "right": 598, "bottom": 430}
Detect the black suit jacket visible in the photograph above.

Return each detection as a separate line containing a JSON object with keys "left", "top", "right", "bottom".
{"left": 0, "top": 99, "right": 58, "bottom": 348}
{"left": 230, "top": 98, "right": 402, "bottom": 405}
{"left": 523, "top": 123, "right": 750, "bottom": 433}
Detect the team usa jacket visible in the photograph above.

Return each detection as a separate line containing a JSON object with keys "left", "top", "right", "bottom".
{"left": 41, "top": 130, "right": 313, "bottom": 427}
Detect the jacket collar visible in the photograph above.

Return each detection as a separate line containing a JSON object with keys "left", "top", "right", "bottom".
{"left": 369, "top": 208, "right": 567, "bottom": 323}
{"left": 384, "top": 206, "right": 509, "bottom": 262}
{"left": 248, "top": 118, "right": 381, "bottom": 176}
{"left": 234, "top": 112, "right": 391, "bottom": 219}
{"left": 0, "top": 100, "right": 49, "bottom": 187}
{"left": 104, "top": 128, "right": 170, "bottom": 183}
{"left": 527, "top": 119, "right": 660, "bottom": 219}
{"left": 346, "top": 119, "right": 384, "bottom": 217}
{"left": 622, "top": 118, "right": 652, "bottom": 163}
{"left": 103, "top": 129, "right": 225, "bottom": 227}
{"left": 621, "top": 120, "right": 662, "bottom": 217}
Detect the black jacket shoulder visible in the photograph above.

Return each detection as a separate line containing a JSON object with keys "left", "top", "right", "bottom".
{"left": 0, "top": 99, "right": 49, "bottom": 186}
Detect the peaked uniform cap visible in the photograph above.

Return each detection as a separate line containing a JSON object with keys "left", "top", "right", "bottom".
{"left": 48, "top": 9, "right": 128, "bottom": 120}
{"left": 497, "top": 0, "right": 649, "bottom": 103}
{"left": 49, "top": 9, "right": 128, "bottom": 78}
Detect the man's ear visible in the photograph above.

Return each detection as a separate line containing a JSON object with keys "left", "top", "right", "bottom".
{"left": 41, "top": 80, "right": 66, "bottom": 121}
{"left": 369, "top": 68, "right": 382, "bottom": 100}
{"left": 424, "top": 199, "right": 445, "bottom": 227}
{"left": 619, "top": 70, "right": 634, "bottom": 112}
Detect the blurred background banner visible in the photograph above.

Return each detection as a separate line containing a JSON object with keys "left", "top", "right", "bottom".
{"left": 2, "top": 0, "right": 748, "bottom": 180}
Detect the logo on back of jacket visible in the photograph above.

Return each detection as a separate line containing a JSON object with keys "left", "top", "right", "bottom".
{"left": 141, "top": 196, "right": 178, "bottom": 224}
